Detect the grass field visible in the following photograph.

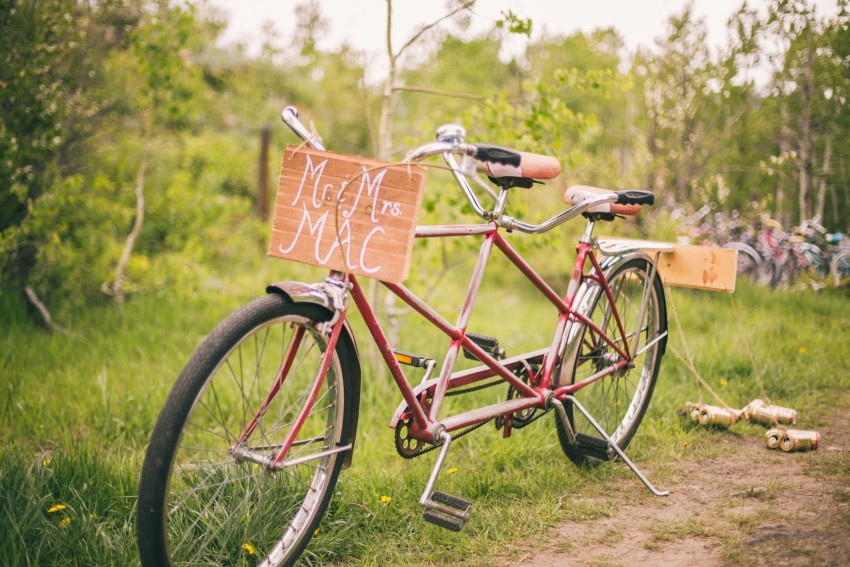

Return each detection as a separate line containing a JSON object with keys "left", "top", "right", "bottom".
{"left": 2, "top": 264, "right": 849, "bottom": 565}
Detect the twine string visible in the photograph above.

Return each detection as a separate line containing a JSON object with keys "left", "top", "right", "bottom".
{"left": 727, "top": 292, "right": 781, "bottom": 429}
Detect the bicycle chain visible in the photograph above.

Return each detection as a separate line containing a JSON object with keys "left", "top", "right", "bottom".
{"left": 494, "top": 362, "right": 543, "bottom": 429}
{"left": 394, "top": 406, "right": 554, "bottom": 460}
{"left": 393, "top": 371, "right": 550, "bottom": 459}
{"left": 395, "top": 417, "right": 493, "bottom": 459}
{"left": 502, "top": 404, "right": 551, "bottom": 430}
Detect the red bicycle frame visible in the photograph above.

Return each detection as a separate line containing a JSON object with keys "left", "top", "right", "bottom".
{"left": 327, "top": 219, "right": 636, "bottom": 446}
{"left": 245, "top": 213, "right": 642, "bottom": 468}
{"left": 246, "top": 107, "right": 668, "bottom": 499}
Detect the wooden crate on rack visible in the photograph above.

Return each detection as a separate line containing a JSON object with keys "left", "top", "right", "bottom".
{"left": 598, "top": 238, "right": 737, "bottom": 293}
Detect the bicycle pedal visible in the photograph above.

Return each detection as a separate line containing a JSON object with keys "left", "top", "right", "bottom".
{"left": 574, "top": 432, "right": 615, "bottom": 461}
{"left": 423, "top": 508, "right": 465, "bottom": 532}
{"left": 423, "top": 491, "right": 471, "bottom": 532}
{"left": 462, "top": 333, "right": 505, "bottom": 361}
{"left": 431, "top": 490, "right": 472, "bottom": 512}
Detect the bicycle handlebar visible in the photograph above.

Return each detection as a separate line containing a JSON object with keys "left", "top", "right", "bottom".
{"left": 281, "top": 105, "right": 638, "bottom": 235}
{"left": 404, "top": 141, "right": 559, "bottom": 179}
{"left": 281, "top": 106, "right": 326, "bottom": 151}
{"left": 474, "top": 144, "right": 521, "bottom": 166}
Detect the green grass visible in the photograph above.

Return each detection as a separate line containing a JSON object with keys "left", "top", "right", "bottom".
{"left": 1, "top": 267, "right": 849, "bottom": 565}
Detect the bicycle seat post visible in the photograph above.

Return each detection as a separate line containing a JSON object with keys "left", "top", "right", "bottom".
{"left": 580, "top": 218, "right": 597, "bottom": 245}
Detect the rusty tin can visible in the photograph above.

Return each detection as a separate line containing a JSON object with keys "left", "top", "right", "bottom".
{"left": 780, "top": 429, "right": 819, "bottom": 452}
{"left": 744, "top": 399, "right": 797, "bottom": 426}
{"left": 764, "top": 428, "right": 784, "bottom": 450}
{"left": 685, "top": 402, "right": 702, "bottom": 422}
{"left": 699, "top": 405, "right": 742, "bottom": 428}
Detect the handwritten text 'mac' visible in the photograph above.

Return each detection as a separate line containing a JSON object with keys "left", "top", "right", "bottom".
{"left": 278, "top": 155, "right": 403, "bottom": 274}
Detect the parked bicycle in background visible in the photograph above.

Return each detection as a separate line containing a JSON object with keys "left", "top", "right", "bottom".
{"left": 677, "top": 207, "right": 849, "bottom": 290}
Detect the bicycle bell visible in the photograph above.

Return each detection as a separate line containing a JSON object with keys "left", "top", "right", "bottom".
{"left": 436, "top": 124, "right": 466, "bottom": 144}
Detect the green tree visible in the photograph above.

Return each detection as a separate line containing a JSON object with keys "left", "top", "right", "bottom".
{"left": 734, "top": 0, "right": 850, "bottom": 228}
{"left": 0, "top": 0, "right": 141, "bottom": 289}
{"left": 0, "top": 1, "right": 265, "bottom": 319}
{"left": 641, "top": 5, "right": 723, "bottom": 206}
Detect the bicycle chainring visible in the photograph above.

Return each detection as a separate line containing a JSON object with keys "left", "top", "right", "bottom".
{"left": 395, "top": 417, "right": 429, "bottom": 459}
{"left": 495, "top": 361, "right": 541, "bottom": 430}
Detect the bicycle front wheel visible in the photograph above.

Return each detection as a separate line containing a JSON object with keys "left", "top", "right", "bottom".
{"left": 555, "top": 257, "right": 667, "bottom": 466}
{"left": 137, "top": 295, "right": 358, "bottom": 567}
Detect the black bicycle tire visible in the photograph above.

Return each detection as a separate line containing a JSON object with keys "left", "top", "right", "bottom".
{"left": 137, "top": 295, "right": 358, "bottom": 567}
{"left": 555, "top": 257, "right": 667, "bottom": 466}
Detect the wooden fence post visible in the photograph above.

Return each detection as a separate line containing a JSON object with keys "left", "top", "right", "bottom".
{"left": 257, "top": 123, "right": 271, "bottom": 220}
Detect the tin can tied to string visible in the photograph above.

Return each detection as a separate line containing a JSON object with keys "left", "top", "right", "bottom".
{"left": 764, "top": 428, "right": 784, "bottom": 450}
{"left": 780, "top": 429, "right": 820, "bottom": 452}
{"left": 685, "top": 402, "right": 702, "bottom": 422}
{"left": 743, "top": 399, "right": 797, "bottom": 426}
{"left": 698, "top": 404, "right": 743, "bottom": 428}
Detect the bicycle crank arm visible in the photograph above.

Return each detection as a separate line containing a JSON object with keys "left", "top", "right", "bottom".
{"left": 417, "top": 431, "right": 474, "bottom": 531}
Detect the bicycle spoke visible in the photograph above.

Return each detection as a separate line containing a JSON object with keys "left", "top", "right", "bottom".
{"left": 137, "top": 298, "right": 353, "bottom": 567}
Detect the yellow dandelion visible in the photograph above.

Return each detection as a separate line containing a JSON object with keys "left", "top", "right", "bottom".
{"left": 48, "top": 504, "right": 67, "bottom": 513}
{"left": 241, "top": 543, "right": 256, "bottom": 556}
{"left": 798, "top": 347, "right": 805, "bottom": 354}
{"left": 682, "top": 440, "right": 689, "bottom": 447}
{"left": 59, "top": 517, "right": 71, "bottom": 529}
{"left": 380, "top": 495, "right": 392, "bottom": 504}
{"left": 448, "top": 467, "right": 458, "bottom": 474}
{"left": 720, "top": 379, "right": 728, "bottom": 387}
{"left": 42, "top": 457, "right": 52, "bottom": 467}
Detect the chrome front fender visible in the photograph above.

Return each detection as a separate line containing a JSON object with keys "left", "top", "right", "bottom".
{"left": 266, "top": 281, "right": 362, "bottom": 469}
{"left": 265, "top": 281, "right": 335, "bottom": 308}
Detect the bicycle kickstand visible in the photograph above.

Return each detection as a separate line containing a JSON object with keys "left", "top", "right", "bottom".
{"left": 418, "top": 431, "right": 472, "bottom": 531}
{"left": 550, "top": 397, "right": 669, "bottom": 497}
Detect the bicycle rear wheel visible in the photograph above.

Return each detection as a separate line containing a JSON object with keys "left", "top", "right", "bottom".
{"left": 137, "top": 296, "right": 358, "bottom": 567}
{"left": 555, "top": 257, "right": 667, "bottom": 466}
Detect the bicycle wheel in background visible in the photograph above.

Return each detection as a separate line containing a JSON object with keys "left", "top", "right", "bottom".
{"left": 831, "top": 250, "right": 850, "bottom": 286}
{"left": 756, "top": 257, "right": 779, "bottom": 287}
{"left": 555, "top": 257, "right": 667, "bottom": 466}
{"left": 797, "top": 242, "right": 827, "bottom": 277}
{"left": 723, "top": 242, "right": 761, "bottom": 280}
{"left": 137, "top": 296, "right": 358, "bottom": 567}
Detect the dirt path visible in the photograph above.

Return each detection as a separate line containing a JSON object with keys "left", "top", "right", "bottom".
{"left": 500, "top": 406, "right": 850, "bottom": 567}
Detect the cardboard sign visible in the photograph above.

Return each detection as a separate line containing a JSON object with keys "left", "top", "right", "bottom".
{"left": 268, "top": 146, "right": 426, "bottom": 283}
{"left": 598, "top": 238, "right": 738, "bottom": 293}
